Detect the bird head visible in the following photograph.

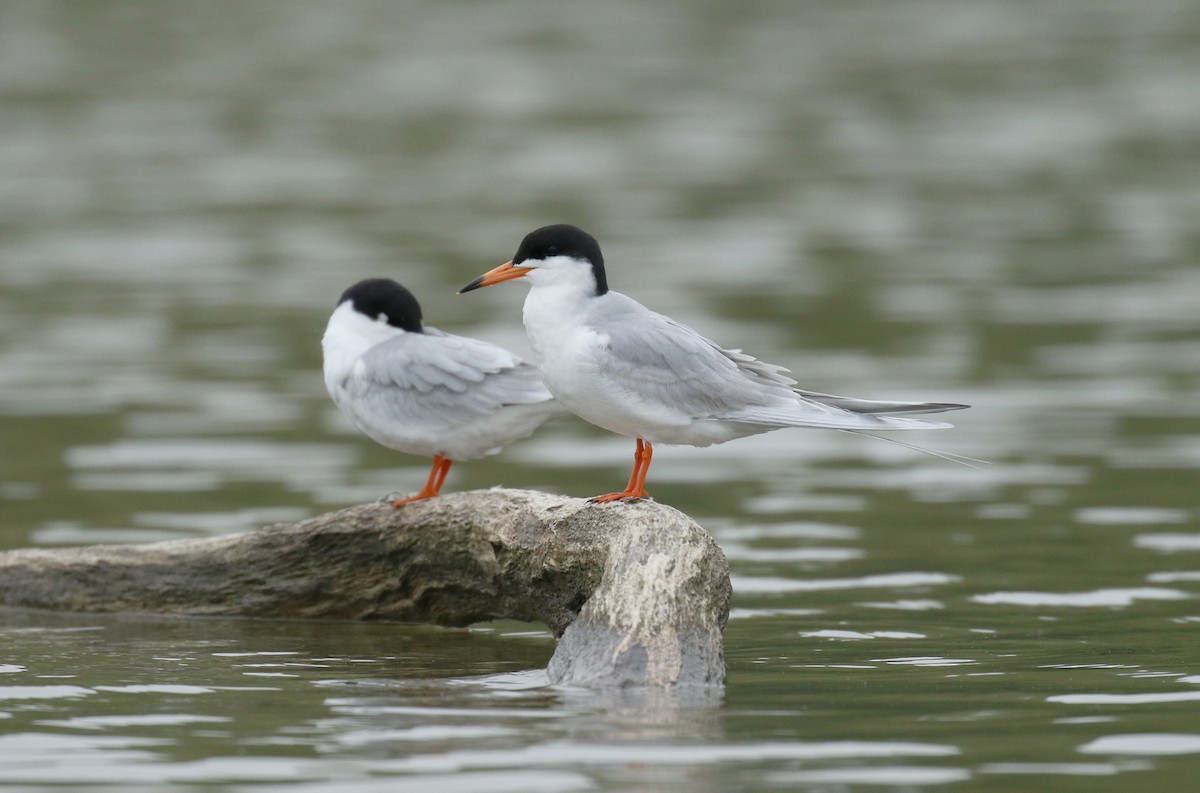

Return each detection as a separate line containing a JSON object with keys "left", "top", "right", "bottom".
{"left": 337, "top": 278, "right": 424, "bottom": 333}
{"left": 459, "top": 224, "right": 608, "bottom": 296}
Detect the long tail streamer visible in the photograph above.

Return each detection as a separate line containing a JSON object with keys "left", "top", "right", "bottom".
{"left": 842, "top": 430, "right": 991, "bottom": 469}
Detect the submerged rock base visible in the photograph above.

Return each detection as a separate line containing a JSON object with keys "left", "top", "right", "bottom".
{"left": 0, "top": 489, "right": 730, "bottom": 688}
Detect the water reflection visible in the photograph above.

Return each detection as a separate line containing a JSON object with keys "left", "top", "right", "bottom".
{"left": 3, "top": 0, "right": 1200, "bottom": 790}
{"left": 1079, "top": 735, "right": 1200, "bottom": 756}
{"left": 732, "top": 572, "right": 960, "bottom": 594}
{"left": 971, "top": 588, "right": 1190, "bottom": 607}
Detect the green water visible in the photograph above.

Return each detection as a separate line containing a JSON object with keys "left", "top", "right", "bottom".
{"left": 2, "top": 1, "right": 1199, "bottom": 790}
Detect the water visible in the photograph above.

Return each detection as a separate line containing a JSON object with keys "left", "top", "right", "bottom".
{"left": 2, "top": 0, "right": 1199, "bottom": 789}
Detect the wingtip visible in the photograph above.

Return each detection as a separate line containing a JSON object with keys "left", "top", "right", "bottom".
{"left": 933, "top": 402, "right": 971, "bottom": 412}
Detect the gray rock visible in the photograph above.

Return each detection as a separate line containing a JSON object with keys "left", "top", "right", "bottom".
{"left": 0, "top": 489, "right": 730, "bottom": 687}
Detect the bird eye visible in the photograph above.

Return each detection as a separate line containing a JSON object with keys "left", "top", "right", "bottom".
{"left": 545, "top": 246, "right": 559, "bottom": 256}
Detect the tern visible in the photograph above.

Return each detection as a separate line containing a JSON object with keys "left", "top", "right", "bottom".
{"left": 323, "top": 278, "right": 562, "bottom": 506}
{"left": 460, "top": 224, "right": 969, "bottom": 503}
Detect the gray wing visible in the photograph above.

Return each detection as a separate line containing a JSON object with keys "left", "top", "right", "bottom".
{"left": 592, "top": 294, "right": 802, "bottom": 417}
{"left": 594, "top": 293, "right": 961, "bottom": 430}
{"left": 349, "top": 328, "right": 554, "bottom": 429}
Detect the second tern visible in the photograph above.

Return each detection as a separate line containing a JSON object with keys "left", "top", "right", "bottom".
{"left": 323, "top": 277, "right": 562, "bottom": 506}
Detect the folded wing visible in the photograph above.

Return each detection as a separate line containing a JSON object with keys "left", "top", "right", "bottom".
{"left": 594, "top": 294, "right": 965, "bottom": 431}
{"left": 347, "top": 328, "right": 556, "bottom": 432}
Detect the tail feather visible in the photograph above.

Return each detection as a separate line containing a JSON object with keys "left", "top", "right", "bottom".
{"left": 720, "top": 404, "right": 956, "bottom": 431}
{"left": 795, "top": 388, "right": 969, "bottom": 416}
{"left": 720, "top": 388, "right": 968, "bottom": 432}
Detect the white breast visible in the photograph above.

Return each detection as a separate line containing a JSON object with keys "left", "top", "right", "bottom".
{"left": 521, "top": 281, "right": 604, "bottom": 401}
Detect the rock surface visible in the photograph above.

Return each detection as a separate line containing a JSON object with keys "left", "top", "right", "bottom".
{"left": 0, "top": 489, "right": 730, "bottom": 687}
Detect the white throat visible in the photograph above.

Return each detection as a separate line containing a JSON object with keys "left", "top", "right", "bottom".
{"left": 523, "top": 255, "right": 601, "bottom": 294}
{"left": 322, "top": 302, "right": 403, "bottom": 386}
{"left": 521, "top": 256, "right": 600, "bottom": 335}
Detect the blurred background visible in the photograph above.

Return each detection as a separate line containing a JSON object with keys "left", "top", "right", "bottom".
{"left": 1, "top": 1, "right": 1199, "bottom": 790}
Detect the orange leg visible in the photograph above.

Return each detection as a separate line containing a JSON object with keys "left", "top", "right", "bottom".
{"left": 589, "top": 439, "right": 653, "bottom": 503}
{"left": 392, "top": 454, "right": 454, "bottom": 508}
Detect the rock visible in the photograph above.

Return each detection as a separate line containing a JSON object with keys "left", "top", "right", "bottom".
{"left": 0, "top": 489, "right": 730, "bottom": 688}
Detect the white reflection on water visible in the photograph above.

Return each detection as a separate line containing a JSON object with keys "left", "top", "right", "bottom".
{"left": 733, "top": 571, "right": 959, "bottom": 594}
{"left": 990, "top": 274, "right": 1200, "bottom": 327}
{"left": 1135, "top": 533, "right": 1200, "bottom": 553}
{"left": 134, "top": 507, "right": 311, "bottom": 535}
{"left": 975, "top": 503, "right": 1032, "bottom": 520}
{"left": 331, "top": 725, "right": 516, "bottom": 748}
{"left": 68, "top": 439, "right": 356, "bottom": 471}
{"left": 741, "top": 492, "right": 868, "bottom": 514}
{"left": 871, "top": 657, "right": 977, "bottom": 668}
{"left": 323, "top": 701, "right": 569, "bottom": 721}
{"left": 0, "top": 753, "right": 325, "bottom": 785}
{"left": 1148, "top": 572, "right": 1200, "bottom": 583}
{"left": 1049, "top": 692, "right": 1200, "bottom": 705}
{"left": 803, "top": 462, "right": 1087, "bottom": 501}
{"left": 308, "top": 469, "right": 430, "bottom": 506}
{"left": 242, "top": 771, "right": 595, "bottom": 793}
{"left": 1110, "top": 436, "right": 1200, "bottom": 469}
{"left": 769, "top": 766, "right": 970, "bottom": 786}
{"left": 124, "top": 388, "right": 304, "bottom": 434}
{"left": 801, "top": 630, "right": 926, "bottom": 641}
{"left": 720, "top": 542, "right": 863, "bottom": 564}
{"left": 66, "top": 439, "right": 358, "bottom": 494}
{"left": 368, "top": 738, "right": 960, "bottom": 775}
{"left": 31, "top": 523, "right": 194, "bottom": 544}
{"left": 0, "top": 685, "right": 93, "bottom": 700}
{"left": 70, "top": 471, "right": 224, "bottom": 492}
{"left": 0, "top": 733, "right": 169, "bottom": 772}
{"left": 37, "top": 714, "right": 231, "bottom": 730}
{"left": 5, "top": 225, "right": 246, "bottom": 287}
{"left": 95, "top": 685, "right": 279, "bottom": 695}
{"left": 728, "top": 608, "right": 823, "bottom": 621}
{"left": 0, "top": 481, "right": 39, "bottom": 500}
{"left": 980, "top": 762, "right": 1125, "bottom": 776}
{"left": 1074, "top": 507, "right": 1190, "bottom": 525}
{"left": 971, "top": 587, "right": 1190, "bottom": 607}
{"left": 857, "top": 599, "right": 945, "bottom": 611}
{"left": 1079, "top": 733, "right": 1200, "bottom": 755}
{"left": 713, "top": 521, "right": 861, "bottom": 541}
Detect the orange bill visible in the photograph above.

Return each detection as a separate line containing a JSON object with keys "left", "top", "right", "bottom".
{"left": 458, "top": 261, "right": 533, "bottom": 293}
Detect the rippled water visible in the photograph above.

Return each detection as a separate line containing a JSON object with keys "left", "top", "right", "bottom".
{"left": 2, "top": 1, "right": 1199, "bottom": 790}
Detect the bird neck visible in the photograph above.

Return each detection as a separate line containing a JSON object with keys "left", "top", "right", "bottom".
{"left": 521, "top": 280, "right": 595, "bottom": 353}
{"left": 322, "top": 305, "right": 401, "bottom": 385}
